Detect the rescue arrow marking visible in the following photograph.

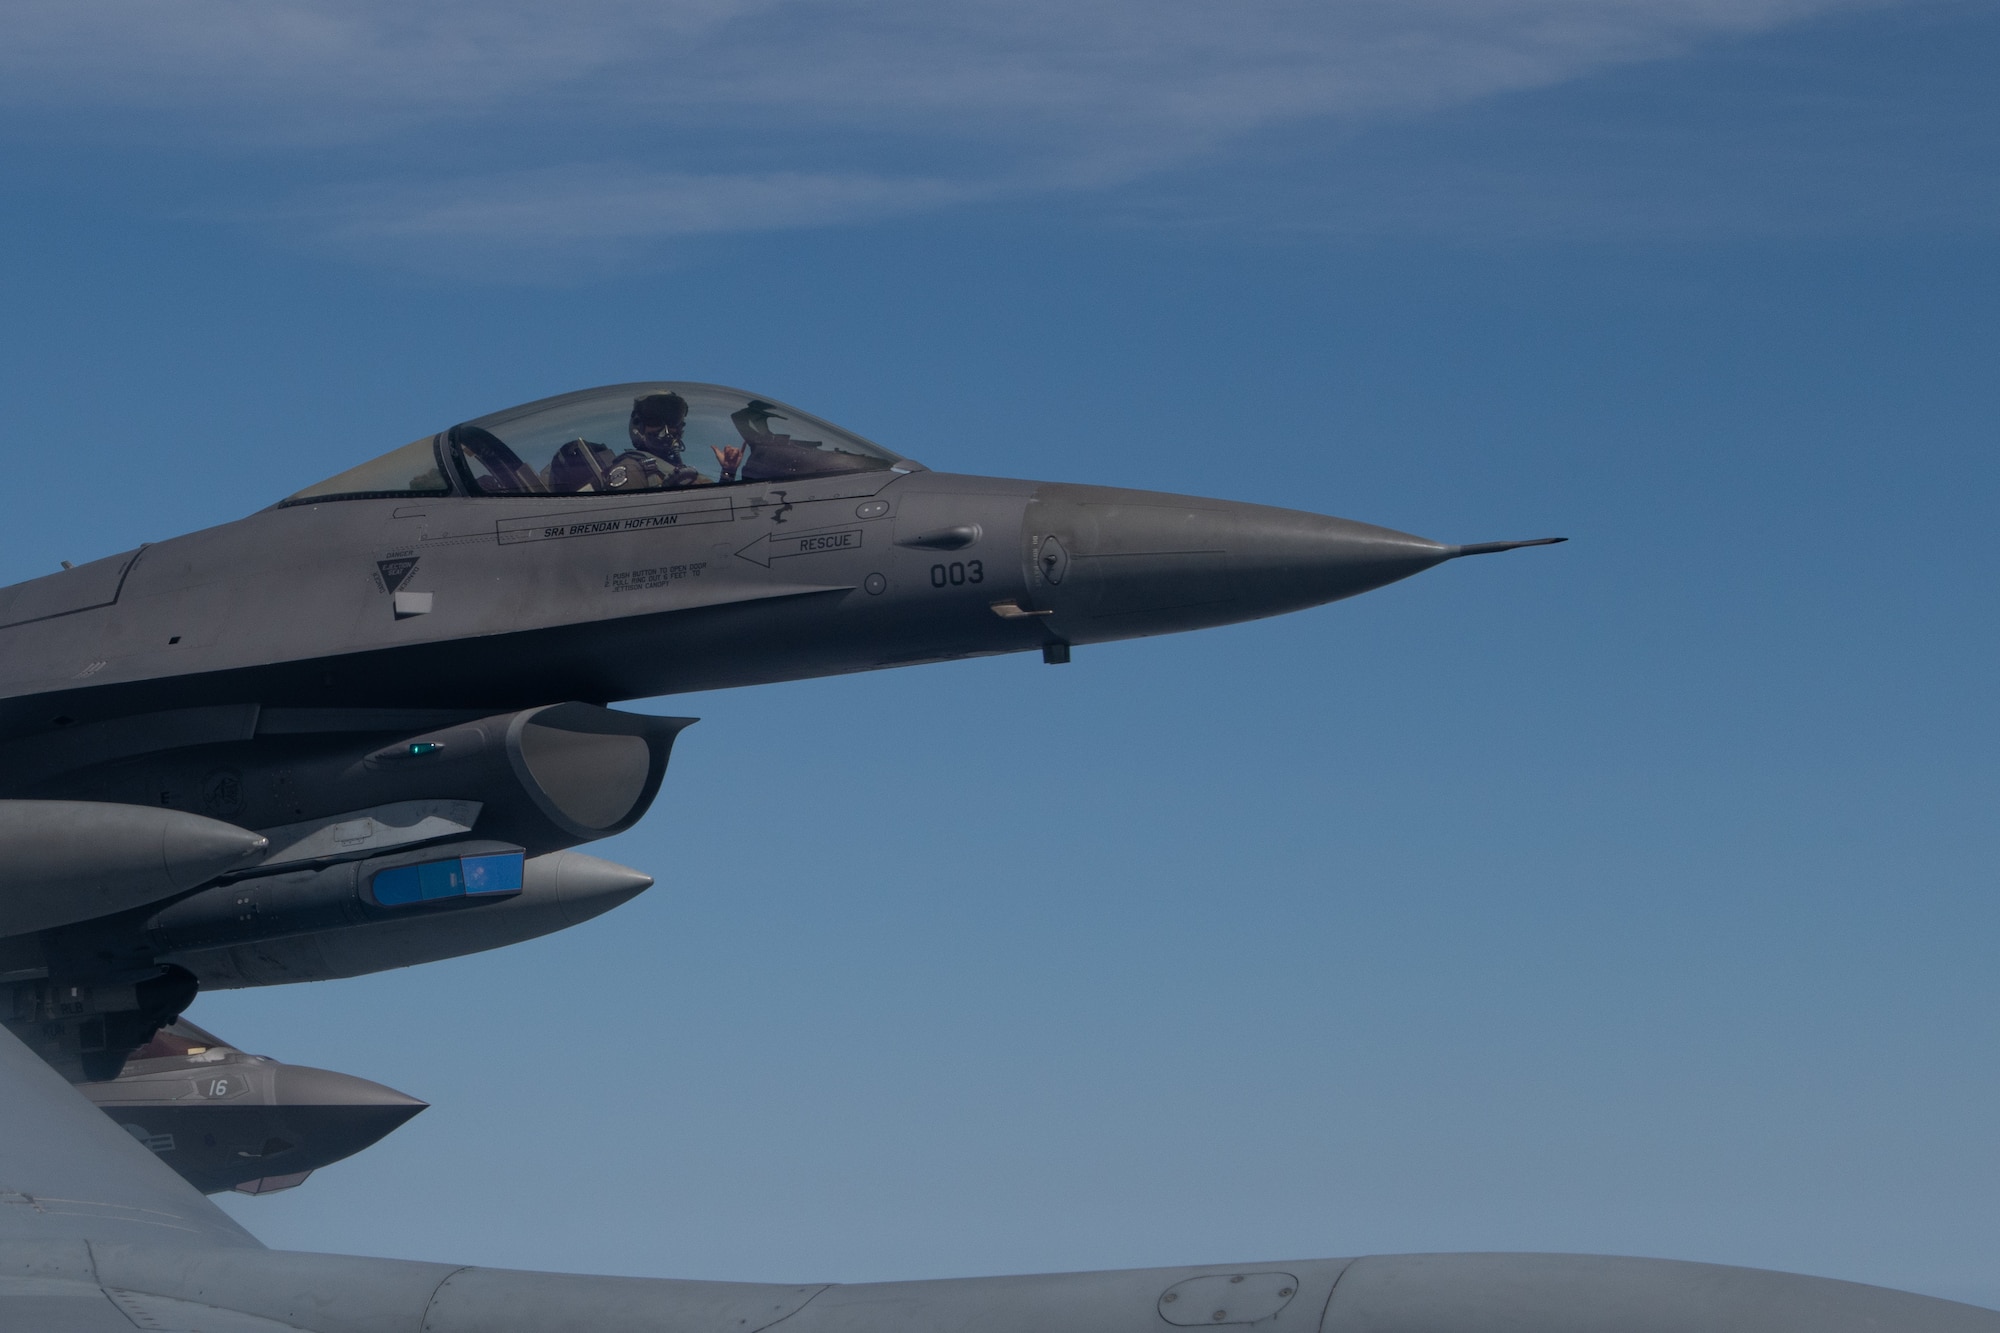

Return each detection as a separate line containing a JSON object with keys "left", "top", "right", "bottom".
{"left": 734, "top": 528, "right": 864, "bottom": 568}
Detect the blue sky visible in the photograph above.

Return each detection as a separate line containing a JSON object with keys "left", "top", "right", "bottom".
{"left": 4, "top": 0, "right": 1999, "bottom": 1311}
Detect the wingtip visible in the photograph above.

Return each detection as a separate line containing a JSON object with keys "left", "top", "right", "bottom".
{"left": 1452, "top": 537, "right": 1567, "bottom": 558}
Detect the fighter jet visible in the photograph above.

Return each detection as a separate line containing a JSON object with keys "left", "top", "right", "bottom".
{"left": 4, "top": 380, "right": 1989, "bottom": 1329}
{"left": 0, "top": 380, "right": 1558, "bottom": 1080}
{"left": 76, "top": 1017, "right": 425, "bottom": 1196}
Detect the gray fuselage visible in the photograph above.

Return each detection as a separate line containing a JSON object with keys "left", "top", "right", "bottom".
{"left": 0, "top": 469, "right": 1459, "bottom": 741}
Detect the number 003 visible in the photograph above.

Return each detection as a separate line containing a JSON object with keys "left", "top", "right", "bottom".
{"left": 929, "top": 561, "right": 983, "bottom": 587}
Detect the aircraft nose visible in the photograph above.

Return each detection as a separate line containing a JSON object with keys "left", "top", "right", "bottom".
{"left": 1208, "top": 504, "right": 1455, "bottom": 614}
{"left": 274, "top": 1063, "right": 428, "bottom": 1116}
{"left": 1025, "top": 484, "right": 1552, "bottom": 639}
{"left": 265, "top": 1063, "right": 428, "bottom": 1175}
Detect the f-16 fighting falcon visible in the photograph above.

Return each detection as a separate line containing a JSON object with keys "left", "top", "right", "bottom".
{"left": 1, "top": 381, "right": 1991, "bottom": 1331}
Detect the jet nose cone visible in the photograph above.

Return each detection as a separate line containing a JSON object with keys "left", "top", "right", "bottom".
{"left": 1225, "top": 506, "right": 1456, "bottom": 613}
{"left": 274, "top": 1063, "right": 428, "bottom": 1115}
{"left": 1024, "top": 484, "right": 1460, "bottom": 639}
{"left": 527, "top": 850, "right": 656, "bottom": 926}
{"left": 268, "top": 1064, "right": 428, "bottom": 1171}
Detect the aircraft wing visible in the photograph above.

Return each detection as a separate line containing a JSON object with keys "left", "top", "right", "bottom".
{"left": 8, "top": 1012, "right": 1998, "bottom": 1332}
{"left": 0, "top": 1018, "right": 261, "bottom": 1329}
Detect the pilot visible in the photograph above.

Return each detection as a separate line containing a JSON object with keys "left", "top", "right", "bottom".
{"left": 629, "top": 392, "right": 743, "bottom": 488}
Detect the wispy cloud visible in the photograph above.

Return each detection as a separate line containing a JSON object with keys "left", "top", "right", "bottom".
{"left": 0, "top": 0, "right": 1879, "bottom": 261}
{"left": 0, "top": 0, "right": 1862, "bottom": 135}
{"left": 318, "top": 169, "right": 982, "bottom": 243}
{"left": 276, "top": 166, "right": 988, "bottom": 274}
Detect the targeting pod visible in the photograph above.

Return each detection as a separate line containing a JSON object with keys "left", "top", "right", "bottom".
{"left": 148, "top": 844, "right": 653, "bottom": 989}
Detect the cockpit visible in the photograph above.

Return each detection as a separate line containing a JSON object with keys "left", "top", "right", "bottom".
{"left": 283, "top": 382, "right": 904, "bottom": 505}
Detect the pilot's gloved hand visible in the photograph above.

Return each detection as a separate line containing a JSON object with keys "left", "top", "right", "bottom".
{"left": 712, "top": 444, "right": 744, "bottom": 483}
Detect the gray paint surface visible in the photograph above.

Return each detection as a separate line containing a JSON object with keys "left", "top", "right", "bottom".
{"left": 0, "top": 800, "right": 266, "bottom": 936}
{"left": 0, "top": 461, "right": 1520, "bottom": 736}
{"left": 77, "top": 1018, "right": 426, "bottom": 1195}
{"left": 1322, "top": 1253, "right": 2000, "bottom": 1333}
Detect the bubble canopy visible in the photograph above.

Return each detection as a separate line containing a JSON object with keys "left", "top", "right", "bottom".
{"left": 284, "top": 383, "right": 905, "bottom": 504}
